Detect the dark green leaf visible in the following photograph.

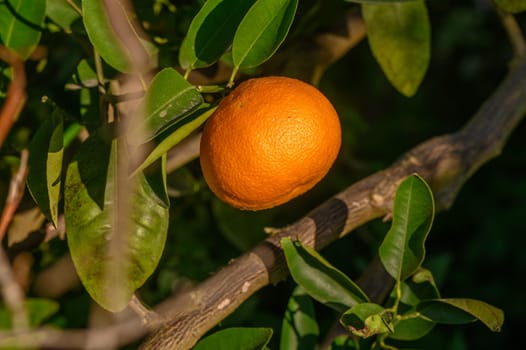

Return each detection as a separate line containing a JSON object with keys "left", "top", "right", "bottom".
{"left": 82, "top": 0, "right": 158, "bottom": 73}
{"left": 280, "top": 286, "right": 319, "bottom": 350}
{"left": 390, "top": 315, "right": 435, "bottom": 341}
{"left": 341, "top": 303, "right": 391, "bottom": 338}
{"left": 0, "top": 0, "right": 46, "bottom": 59}
{"left": 494, "top": 0, "right": 526, "bottom": 13}
{"left": 193, "top": 327, "right": 273, "bottom": 350}
{"left": 232, "top": 0, "right": 298, "bottom": 69}
{"left": 27, "top": 110, "right": 64, "bottom": 227}
{"left": 418, "top": 298, "right": 504, "bottom": 332}
{"left": 127, "top": 68, "right": 204, "bottom": 145}
{"left": 282, "top": 238, "right": 368, "bottom": 312}
{"left": 64, "top": 130, "right": 169, "bottom": 312}
{"left": 179, "top": 0, "right": 257, "bottom": 70}
{"left": 379, "top": 174, "right": 434, "bottom": 282}
{"left": 47, "top": 0, "right": 81, "bottom": 31}
{"left": 362, "top": 0, "right": 430, "bottom": 96}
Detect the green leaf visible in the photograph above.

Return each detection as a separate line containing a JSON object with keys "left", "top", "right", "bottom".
{"left": 232, "top": 0, "right": 298, "bottom": 69}
{"left": 340, "top": 303, "right": 391, "bottom": 338}
{"left": 64, "top": 129, "right": 169, "bottom": 312}
{"left": 362, "top": 0, "right": 430, "bottom": 96}
{"left": 0, "top": 298, "right": 59, "bottom": 329}
{"left": 418, "top": 298, "right": 504, "bottom": 332}
{"left": 127, "top": 68, "right": 204, "bottom": 145}
{"left": 179, "top": 0, "right": 257, "bottom": 71}
{"left": 399, "top": 268, "right": 440, "bottom": 306}
{"left": 193, "top": 327, "right": 273, "bottom": 350}
{"left": 27, "top": 110, "right": 64, "bottom": 227}
{"left": 281, "top": 238, "right": 368, "bottom": 312}
{"left": 0, "top": 0, "right": 46, "bottom": 59}
{"left": 379, "top": 174, "right": 434, "bottom": 282}
{"left": 130, "top": 105, "right": 213, "bottom": 177}
{"left": 390, "top": 315, "right": 435, "bottom": 341}
{"left": 494, "top": 0, "right": 526, "bottom": 13}
{"left": 47, "top": 0, "right": 81, "bottom": 32}
{"left": 280, "top": 286, "right": 319, "bottom": 350}
{"left": 388, "top": 268, "right": 439, "bottom": 340}
{"left": 82, "top": 0, "right": 158, "bottom": 73}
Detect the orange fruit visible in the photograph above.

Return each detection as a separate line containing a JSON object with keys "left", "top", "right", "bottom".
{"left": 200, "top": 76, "right": 341, "bottom": 211}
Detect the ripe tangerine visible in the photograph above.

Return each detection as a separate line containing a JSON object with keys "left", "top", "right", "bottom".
{"left": 200, "top": 76, "right": 341, "bottom": 210}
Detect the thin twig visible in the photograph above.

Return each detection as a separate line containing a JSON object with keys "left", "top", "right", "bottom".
{"left": 0, "top": 244, "right": 28, "bottom": 330}
{"left": 0, "top": 150, "right": 29, "bottom": 241}
{"left": 0, "top": 45, "right": 27, "bottom": 148}
{"left": 495, "top": 7, "right": 526, "bottom": 65}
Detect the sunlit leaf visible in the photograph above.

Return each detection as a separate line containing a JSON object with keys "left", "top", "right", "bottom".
{"left": 232, "top": 0, "right": 298, "bottom": 69}
{"left": 127, "top": 68, "right": 204, "bottom": 145}
{"left": 379, "top": 174, "right": 434, "bottom": 282}
{"left": 0, "top": 0, "right": 46, "bottom": 59}
{"left": 82, "top": 0, "right": 158, "bottom": 73}
{"left": 362, "top": 0, "right": 430, "bottom": 96}
{"left": 282, "top": 238, "right": 368, "bottom": 312}
{"left": 27, "top": 110, "right": 64, "bottom": 227}
{"left": 130, "top": 105, "right": 213, "bottom": 177}
{"left": 193, "top": 327, "right": 273, "bottom": 350}
{"left": 47, "top": 0, "right": 81, "bottom": 31}
{"left": 280, "top": 286, "right": 319, "bottom": 350}
{"left": 64, "top": 129, "right": 169, "bottom": 312}
{"left": 179, "top": 0, "right": 257, "bottom": 70}
{"left": 340, "top": 303, "right": 391, "bottom": 338}
{"left": 418, "top": 298, "right": 504, "bottom": 332}
{"left": 494, "top": 0, "right": 526, "bottom": 13}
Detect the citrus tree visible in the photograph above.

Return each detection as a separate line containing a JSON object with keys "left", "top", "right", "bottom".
{"left": 0, "top": 0, "right": 524, "bottom": 349}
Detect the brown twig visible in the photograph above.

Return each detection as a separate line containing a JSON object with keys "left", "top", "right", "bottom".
{"left": 0, "top": 45, "right": 27, "bottom": 148}
{"left": 0, "top": 150, "right": 29, "bottom": 241}
{"left": 0, "top": 245, "right": 28, "bottom": 331}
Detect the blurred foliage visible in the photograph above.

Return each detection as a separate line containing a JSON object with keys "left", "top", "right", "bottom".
{"left": 0, "top": 0, "right": 524, "bottom": 349}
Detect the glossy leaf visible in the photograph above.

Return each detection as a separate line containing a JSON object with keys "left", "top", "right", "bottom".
{"left": 0, "top": 0, "right": 46, "bottom": 59}
{"left": 64, "top": 130, "right": 169, "bottom": 312}
{"left": 494, "top": 0, "right": 526, "bottom": 13}
{"left": 341, "top": 303, "right": 391, "bottom": 338}
{"left": 280, "top": 286, "right": 319, "bottom": 350}
{"left": 82, "top": 0, "right": 158, "bottom": 73}
{"left": 27, "top": 110, "right": 64, "bottom": 227}
{"left": 282, "top": 238, "right": 368, "bottom": 312}
{"left": 0, "top": 298, "right": 59, "bottom": 328}
{"left": 379, "top": 174, "right": 434, "bottom": 282}
{"left": 47, "top": 0, "right": 81, "bottom": 31}
{"left": 232, "top": 0, "right": 298, "bottom": 69}
{"left": 130, "top": 105, "right": 214, "bottom": 176}
{"left": 418, "top": 298, "right": 504, "bottom": 332}
{"left": 193, "top": 327, "right": 273, "bottom": 350}
{"left": 362, "top": 0, "right": 430, "bottom": 96}
{"left": 179, "top": 0, "right": 257, "bottom": 70}
{"left": 127, "top": 68, "right": 204, "bottom": 145}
